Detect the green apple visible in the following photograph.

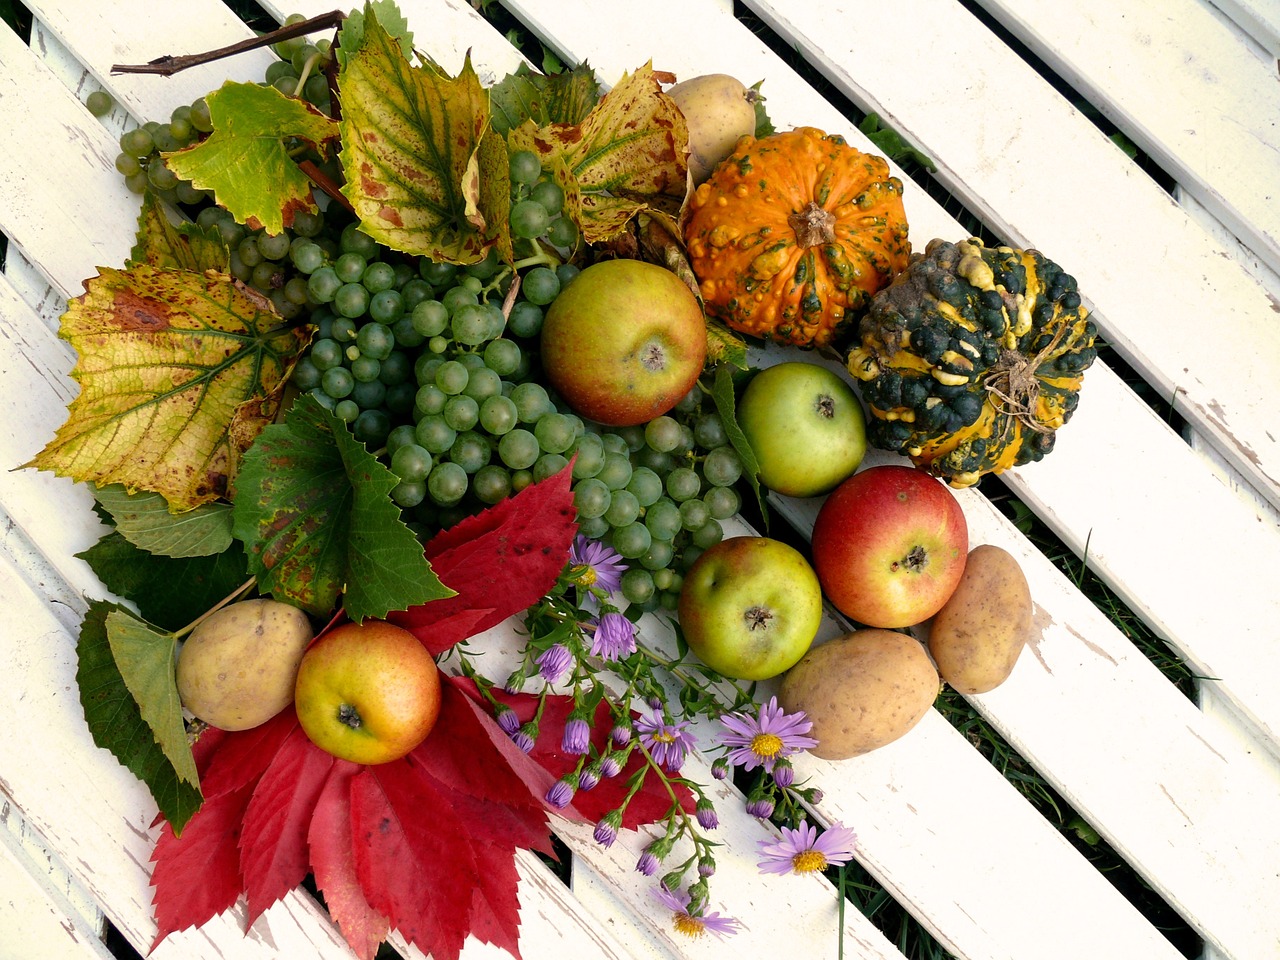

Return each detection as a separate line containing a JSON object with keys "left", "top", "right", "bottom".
{"left": 738, "top": 361, "right": 867, "bottom": 498}
{"left": 678, "top": 535, "right": 823, "bottom": 680}
{"left": 294, "top": 620, "right": 441, "bottom": 765}
{"left": 811, "top": 464, "right": 968, "bottom": 629}
{"left": 539, "top": 259, "right": 707, "bottom": 426}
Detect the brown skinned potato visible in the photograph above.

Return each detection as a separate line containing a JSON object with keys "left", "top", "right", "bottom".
{"left": 927, "top": 544, "right": 1032, "bottom": 694}
{"left": 176, "top": 598, "right": 314, "bottom": 731}
{"left": 666, "top": 74, "right": 757, "bottom": 184}
{"left": 778, "top": 628, "right": 939, "bottom": 760}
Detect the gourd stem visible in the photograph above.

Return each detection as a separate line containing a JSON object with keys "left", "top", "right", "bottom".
{"left": 787, "top": 201, "right": 837, "bottom": 248}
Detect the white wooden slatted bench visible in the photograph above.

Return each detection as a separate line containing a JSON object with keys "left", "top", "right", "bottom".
{"left": 2, "top": 1, "right": 1278, "bottom": 959}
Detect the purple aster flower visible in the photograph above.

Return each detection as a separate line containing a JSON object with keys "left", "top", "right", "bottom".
{"left": 718, "top": 696, "right": 818, "bottom": 774}
{"left": 535, "top": 643, "right": 574, "bottom": 685}
{"left": 495, "top": 706, "right": 521, "bottom": 735}
{"left": 589, "top": 611, "right": 637, "bottom": 661}
{"left": 562, "top": 716, "right": 591, "bottom": 755}
{"left": 652, "top": 886, "right": 741, "bottom": 940}
{"left": 757, "top": 821, "right": 858, "bottom": 876}
{"left": 593, "top": 811, "right": 621, "bottom": 848}
{"left": 635, "top": 710, "right": 695, "bottom": 772}
{"left": 695, "top": 799, "right": 719, "bottom": 831}
{"left": 745, "top": 795, "right": 775, "bottom": 819}
{"left": 545, "top": 777, "right": 576, "bottom": 809}
{"left": 569, "top": 535, "right": 627, "bottom": 595}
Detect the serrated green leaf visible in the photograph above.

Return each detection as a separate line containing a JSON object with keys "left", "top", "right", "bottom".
{"left": 94, "top": 484, "right": 234, "bottom": 558}
{"left": 77, "top": 600, "right": 203, "bottom": 832}
{"left": 858, "top": 113, "right": 935, "bottom": 172}
{"left": 710, "top": 362, "right": 767, "bottom": 528}
{"left": 232, "top": 394, "right": 453, "bottom": 619}
{"left": 105, "top": 610, "right": 198, "bottom": 788}
{"left": 489, "top": 61, "right": 601, "bottom": 136}
{"left": 750, "top": 80, "right": 775, "bottom": 138}
{"left": 338, "top": 17, "right": 498, "bottom": 263}
{"left": 163, "top": 81, "right": 338, "bottom": 235}
{"left": 336, "top": 0, "right": 413, "bottom": 69}
{"left": 129, "top": 190, "right": 229, "bottom": 273}
{"left": 705, "top": 320, "right": 748, "bottom": 370}
{"left": 78, "top": 531, "right": 252, "bottom": 632}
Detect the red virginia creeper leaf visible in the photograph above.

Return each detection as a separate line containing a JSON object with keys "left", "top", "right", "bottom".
{"left": 389, "top": 463, "right": 578, "bottom": 653}
{"left": 465, "top": 837, "right": 525, "bottom": 959}
{"left": 309, "top": 761, "right": 389, "bottom": 960}
{"left": 350, "top": 763, "right": 478, "bottom": 960}
{"left": 239, "top": 724, "right": 336, "bottom": 926}
{"left": 198, "top": 708, "right": 298, "bottom": 800}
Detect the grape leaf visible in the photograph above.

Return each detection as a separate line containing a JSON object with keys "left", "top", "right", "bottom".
{"left": 336, "top": 0, "right": 413, "bottom": 70}
{"left": 104, "top": 610, "right": 199, "bottom": 791}
{"left": 94, "top": 484, "right": 234, "bottom": 558}
{"left": 77, "top": 531, "right": 250, "bottom": 632}
{"left": 76, "top": 600, "right": 203, "bottom": 832}
{"left": 507, "top": 62, "right": 687, "bottom": 243}
{"left": 232, "top": 394, "right": 453, "bottom": 619}
{"left": 489, "top": 60, "right": 601, "bottom": 136}
{"left": 337, "top": 14, "right": 500, "bottom": 264}
{"left": 129, "top": 189, "right": 228, "bottom": 273}
{"left": 27, "top": 263, "right": 307, "bottom": 510}
{"left": 389, "top": 461, "right": 578, "bottom": 653}
{"left": 164, "top": 81, "right": 339, "bottom": 235}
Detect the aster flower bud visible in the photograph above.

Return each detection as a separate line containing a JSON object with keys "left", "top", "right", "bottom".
{"left": 577, "top": 763, "right": 602, "bottom": 792}
{"left": 561, "top": 714, "right": 591, "bottom": 754}
{"left": 710, "top": 756, "right": 730, "bottom": 780}
{"left": 772, "top": 757, "right": 795, "bottom": 788}
{"left": 545, "top": 776, "right": 576, "bottom": 809}
{"left": 599, "top": 752, "right": 625, "bottom": 778}
{"left": 635, "top": 851, "right": 659, "bottom": 876}
{"left": 695, "top": 799, "right": 719, "bottom": 831}
{"left": 609, "top": 720, "right": 632, "bottom": 746}
{"left": 744, "top": 785, "right": 775, "bottom": 819}
{"left": 593, "top": 810, "right": 622, "bottom": 848}
{"left": 697, "top": 856, "right": 716, "bottom": 878}
{"left": 503, "top": 669, "right": 527, "bottom": 694}
{"left": 494, "top": 706, "right": 521, "bottom": 735}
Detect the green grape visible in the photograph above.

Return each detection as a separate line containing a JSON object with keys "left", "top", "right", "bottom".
{"left": 483, "top": 338, "right": 521, "bottom": 376}
{"left": 392, "top": 316, "right": 425, "bottom": 349}
{"left": 227, "top": 249, "right": 251, "bottom": 281}
{"left": 428, "top": 335, "right": 450, "bottom": 354}
{"left": 644, "top": 416, "right": 682, "bottom": 453}
{"left": 435, "top": 360, "right": 470, "bottom": 396}
{"left": 329, "top": 317, "right": 357, "bottom": 343}
{"left": 443, "top": 395, "right": 480, "bottom": 431}
{"left": 463, "top": 248, "right": 501, "bottom": 280}
{"left": 292, "top": 209, "right": 324, "bottom": 238}
{"left": 420, "top": 260, "right": 457, "bottom": 286}
{"left": 415, "top": 415, "right": 457, "bottom": 454}
{"left": 620, "top": 567, "right": 656, "bottom": 602}
{"left": 596, "top": 452, "right": 633, "bottom": 491}
{"left": 573, "top": 477, "right": 610, "bottom": 519}
{"left": 415, "top": 383, "right": 448, "bottom": 418}
{"left": 356, "top": 322, "right": 395, "bottom": 360}
{"left": 533, "top": 452, "right": 569, "bottom": 482}
{"left": 85, "top": 89, "right": 113, "bottom": 116}
{"left": 479, "top": 302, "right": 506, "bottom": 341}
{"left": 386, "top": 381, "right": 415, "bottom": 417}
{"left": 473, "top": 464, "right": 512, "bottom": 504}
{"left": 340, "top": 223, "right": 379, "bottom": 257}
{"left": 694, "top": 412, "right": 727, "bottom": 449}
{"left": 626, "top": 466, "right": 664, "bottom": 507}
{"left": 644, "top": 498, "right": 682, "bottom": 542}
{"left": 362, "top": 261, "right": 396, "bottom": 293}
{"left": 175, "top": 181, "right": 205, "bottom": 206}
{"left": 511, "top": 382, "right": 553, "bottom": 422}
{"left": 378, "top": 351, "right": 411, "bottom": 385}
{"left": 237, "top": 236, "right": 264, "bottom": 268}
{"left": 478, "top": 395, "right": 518, "bottom": 435}
{"left": 458, "top": 353, "right": 487, "bottom": 373}
{"left": 265, "top": 57, "right": 299, "bottom": 83}
{"left": 703, "top": 445, "right": 743, "bottom": 486}
{"left": 112, "top": 152, "right": 139, "bottom": 177}
{"left": 509, "top": 149, "right": 541, "bottom": 185}
{"left": 546, "top": 216, "right": 578, "bottom": 249}
{"left": 679, "top": 498, "right": 711, "bottom": 531}
{"left": 308, "top": 387, "right": 337, "bottom": 411}
{"left": 450, "top": 431, "right": 492, "bottom": 473}
{"left": 498, "top": 429, "right": 539, "bottom": 470}
{"left": 291, "top": 355, "right": 321, "bottom": 391}
{"left": 411, "top": 300, "right": 449, "bottom": 337}
{"left": 303, "top": 74, "right": 330, "bottom": 107}
{"left": 189, "top": 97, "right": 212, "bottom": 132}
{"left": 415, "top": 354, "right": 444, "bottom": 386}
{"left": 556, "top": 263, "right": 581, "bottom": 289}
{"left": 290, "top": 242, "right": 324, "bottom": 274}
{"left": 350, "top": 379, "right": 386, "bottom": 410}
{"left": 569, "top": 432, "right": 606, "bottom": 479}
{"left": 334, "top": 399, "right": 360, "bottom": 423}
{"left": 307, "top": 266, "right": 342, "bottom": 303}
{"left": 640, "top": 538, "right": 675, "bottom": 572}
{"left": 578, "top": 514, "right": 610, "bottom": 540}
{"left": 603, "top": 490, "right": 640, "bottom": 528}
{"left": 521, "top": 267, "right": 560, "bottom": 306}
{"left": 146, "top": 161, "right": 179, "bottom": 192}
{"left": 270, "top": 288, "right": 303, "bottom": 319}
{"left": 251, "top": 261, "right": 285, "bottom": 292}
{"left": 334, "top": 283, "right": 370, "bottom": 319}
{"left": 353, "top": 409, "right": 391, "bottom": 447}
{"left": 369, "top": 289, "right": 403, "bottom": 324}
{"left": 309, "top": 338, "right": 343, "bottom": 371}
{"left": 450, "top": 303, "right": 490, "bottom": 346}
{"left": 120, "top": 126, "right": 154, "bottom": 158}
{"left": 533, "top": 412, "right": 576, "bottom": 454}
{"left": 428, "top": 461, "right": 468, "bottom": 505}
{"left": 691, "top": 519, "right": 724, "bottom": 549}
{"left": 666, "top": 466, "right": 701, "bottom": 502}
{"left": 506, "top": 300, "right": 543, "bottom": 338}
{"left": 600, "top": 432, "right": 630, "bottom": 455}
{"left": 258, "top": 232, "right": 290, "bottom": 260}
{"left": 386, "top": 423, "right": 417, "bottom": 456}
{"left": 510, "top": 469, "right": 534, "bottom": 493}
{"left": 510, "top": 198, "right": 550, "bottom": 239}
{"left": 530, "top": 179, "right": 565, "bottom": 215}
{"left": 441, "top": 285, "right": 479, "bottom": 316}
{"left": 390, "top": 479, "right": 427, "bottom": 509}
{"left": 704, "top": 484, "right": 740, "bottom": 520}
{"left": 334, "top": 252, "right": 367, "bottom": 284}
{"left": 462, "top": 367, "right": 501, "bottom": 402}
{"left": 391, "top": 443, "right": 433, "bottom": 482}
{"left": 350, "top": 355, "right": 381, "bottom": 383}
{"left": 400, "top": 278, "right": 433, "bottom": 311}
{"left": 613, "top": 523, "right": 653, "bottom": 561}
{"left": 652, "top": 566, "right": 676, "bottom": 590}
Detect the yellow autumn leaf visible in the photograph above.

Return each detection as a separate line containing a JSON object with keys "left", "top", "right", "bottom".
{"left": 28, "top": 265, "right": 309, "bottom": 511}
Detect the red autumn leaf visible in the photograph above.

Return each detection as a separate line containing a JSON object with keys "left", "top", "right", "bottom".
{"left": 239, "top": 722, "right": 336, "bottom": 925}
{"left": 309, "top": 761, "right": 389, "bottom": 960}
{"left": 390, "top": 462, "right": 578, "bottom": 653}
{"left": 199, "top": 708, "right": 298, "bottom": 799}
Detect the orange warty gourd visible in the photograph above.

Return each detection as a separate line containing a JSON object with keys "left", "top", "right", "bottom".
{"left": 682, "top": 126, "right": 911, "bottom": 349}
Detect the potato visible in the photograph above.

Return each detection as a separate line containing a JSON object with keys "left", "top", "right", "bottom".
{"left": 778, "top": 628, "right": 939, "bottom": 760}
{"left": 176, "top": 598, "right": 314, "bottom": 731}
{"left": 666, "top": 73, "right": 757, "bottom": 183}
{"left": 927, "top": 544, "right": 1032, "bottom": 695}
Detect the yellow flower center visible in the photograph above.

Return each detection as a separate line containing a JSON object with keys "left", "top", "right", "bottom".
{"left": 651, "top": 730, "right": 677, "bottom": 744}
{"left": 570, "top": 564, "right": 597, "bottom": 587}
{"left": 751, "top": 732, "right": 784, "bottom": 759}
{"left": 673, "top": 913, "right": 707, "bottom": 938}
{"left": 791, "top": 850, "right": 828, "bottom": 874}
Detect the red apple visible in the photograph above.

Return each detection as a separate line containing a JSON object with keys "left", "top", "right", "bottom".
{"left": 294, "top": 620, "right": 441, "bottom": 765}
{"left": 810, "top": 465, "right": 968, "bottom": 628}
{"left": 539, "top": 259, "right": 707, "bottom": 426}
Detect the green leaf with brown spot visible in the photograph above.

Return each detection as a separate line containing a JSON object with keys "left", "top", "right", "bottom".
{"left": 26, "top": 264, "right": 308, "bottom": 511}
{"left": 129, "top": 189, "right": 228, "bottom": 273}
{"left": 337, "top": 15, "right": 500, "bottom": 264}
{"left": 489, "top": 60, "right": 601, "bottom": 136}
{"left": 231, "top": 394, "right": 454, "bottom": 620}
{"left": 163, "top": 81, "right": 338, "bottom": 235}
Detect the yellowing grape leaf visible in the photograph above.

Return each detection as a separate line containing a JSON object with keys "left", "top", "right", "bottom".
{"left": 164, "top": 81, "right": 339, "bottom": 235}
{"left": 130, "top": 189, "right": 229, "bottom": 273}
{"left": 336, "top": 0, "right": 414, "bottom": 70}
{"left": 507, "top": 63, "right": 688, "bottom": 243}
{"left": 338, "top": 14, "right": 501, "bottom": 264}
{"left": 28, "top": 264, "right": 309, "bottom": 511}
{"left": 489, "top": 60, "right": 600, "bottom": 136}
